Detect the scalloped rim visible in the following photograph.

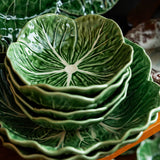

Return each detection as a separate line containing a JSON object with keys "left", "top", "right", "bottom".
{"left": 0, "top": 131, "right": 142, "bottom": 160}
{"left": 0, "top": 111, "right": 158, "bottom": 160}
{"left": 5, "top": 57, "right": 131, "bottom": 108}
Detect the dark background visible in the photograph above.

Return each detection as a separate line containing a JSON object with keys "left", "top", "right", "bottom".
{"left": 103, "top": 0, "right": 160, "bottom": 34}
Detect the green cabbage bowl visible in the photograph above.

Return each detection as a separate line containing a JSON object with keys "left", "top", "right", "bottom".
{"left": 5, "top": 14, "right": 133, "bottom": 116}
{"left": 6, "top": 14, "right": 133, "bottom": 94}
{"left": 0, "top": 61, "right": 159, "bottom": 159}
{"left": 5, "top": 57, "right": 131, "bottom": 112}
{"left": 6, "top": 67, "right": 130, "bottom": 121}
{"left": 5, "top": 67, "right": 130, "bottom": 130}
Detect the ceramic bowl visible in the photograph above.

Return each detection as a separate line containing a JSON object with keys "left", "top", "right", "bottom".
{"left": 7, "top": 70, "right": 130, "bottom": 121}
{"left": 6, "top": 70, "right": 129, "bottom": 130}
{"left": 6, "top": 14, "right": 133, "bottom": 97}
{"left": 0, "top": 104, "right": 158, "bottom": 159}
{"left": 5, "top": 57, "right": 130, "bottom": 112}
{"left": 126, "top": 18, "right": 160, "bottom": 84}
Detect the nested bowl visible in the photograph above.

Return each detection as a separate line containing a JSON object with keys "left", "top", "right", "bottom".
{"left": 6, "top": 70, "right": 130, "bottom": 121}
{"left": 6, "top": 14, "right": 133, "bottom": 98}
{"left": 5, "top": 57, "right": 130, "bottom": 112}
{"left": 5, "top": 68, "right": 130, "bottom": 130}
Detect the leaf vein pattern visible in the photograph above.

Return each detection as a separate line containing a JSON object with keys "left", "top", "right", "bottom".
{"left": 25, "top": 0, "right": 30, "bottom": 17}
{"left": 99, "top": 122, "right": 120, "bottom": 134}
{"left": 59, "top": 22, "right": 68, "bottom": 61}
{"left": 77, "top": 69, "right": 97, "bottom": 76}
{"left": 75, "top": 21, "right": 105, "bottom": 66}
{"left": 66, "top": 71, "right": 72, "bottom": 86}
{"left": 41, "top": 22, "right": 68, "bottom": 66}
{"left": 56, "top": 131, "right": 66, "bottom": 148}
{"left": 6, "top": 1, "right": 14, "bottom": 16}
{"left": 1, "top": 0, "right": 7, "bottom": 6}
{"left": 17, "top": 62, "right": 65, "bottom": 75}
{"left": 32, "top": 37, "right": 62, "bottom": 65}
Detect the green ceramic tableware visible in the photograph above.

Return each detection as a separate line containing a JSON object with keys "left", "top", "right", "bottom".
{"left": 137, "top": 136, "right": 160, "bottom": 160}
{"left": 0, "top": 0, "right": 119, "bottom": 55}
{"left": 0, "top": 129, "right": 143, "bottom": 160}
{"left": 6, "top": 69, "right": 130, "bottom": 122}
{"left": 0, "top": 81, "right": 159, "bottom": 157}
{"left": 0, "top": 6, "right": 159, "bottom": 159}
{"left": 7, "top": 14, "right": 133, "bottom": 97}
{"left": 5, "top": 57, "right": 131, "bottom": 112}
{"left": 6, "top": 69, "right": 130, "bottom": 130}
{"left": 85, "top": 113, "right": 158, "bottom": 160}
{"left": 0, "top": 36, "right": 160, "bottom": 156}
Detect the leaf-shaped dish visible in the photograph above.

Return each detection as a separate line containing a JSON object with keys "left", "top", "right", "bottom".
{"left": 137, "top": 136, "right": 160, "bottom": 160}
{"left": 0, "top": 39, "right": 160, "bottom": 158}
{"left": 5, "top": 57, "right": 131, "bottom": 112}
{"left": 0, "top": 0, "right": 119, "bottom": 57}
{"left": 7, "top": 14, "right": 133, "bottom": 95}
{"left": 0, "top": 78, "right": 159, "bottom": 158}
{"left": 0, "top": 131, "right": 143, "bottom": 160}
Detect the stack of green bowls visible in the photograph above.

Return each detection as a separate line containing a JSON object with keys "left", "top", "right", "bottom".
{"left": 0, "top": 14, "right": 160, "bottom": 160}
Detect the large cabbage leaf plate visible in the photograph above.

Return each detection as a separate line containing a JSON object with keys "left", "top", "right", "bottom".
{"left": 0, "top": 129, "right": 145, "bottom": 160}
{"left": 6, "top": 14, "right": 133, "bottom": 97}
{"left": 0, "top": 107, "right": 158, "bottom": 160}
{"left": 0, "top": 39, "right": 160, "bottom": 158}
{"left": 0, "top": 111, "right": 157, "bottom": 160}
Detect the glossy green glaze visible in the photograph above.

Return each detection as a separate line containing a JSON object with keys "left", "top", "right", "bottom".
{"left": 5, "top": 58, "right": 130, "bottom": 112}
{"left": 137, "top": 136, "right": 160, "bottom": 160}
{"left": 0, "top": 0, "right": 119, "bottom": 55}
{"left": 6, "top": 56, "right": 130, "bottom": 98}
{"left": 6, "top": 69, "right": 130, "bottom": 121}
{"left": 0, "top": 74, "right": 159, "bottom": 158}
{"left": 6, "top": 68, "right": 130, "bottom": 130}
{"left": 0, "top": 39, "right": 160, "bottom": 159}
{"left": 7, "top": 14, "right": 132, "bottom": 90}
{"left": 7, "top": 75, "right": 128, "bottom": 120}
{"left": 0, "top": 129, "right": 144, "bottom": 160}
